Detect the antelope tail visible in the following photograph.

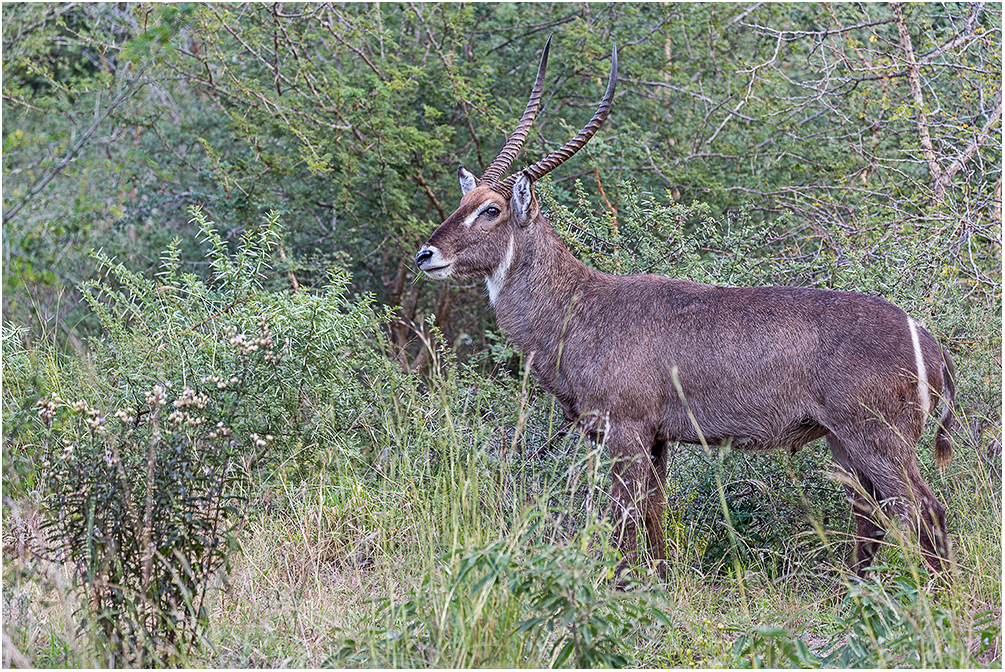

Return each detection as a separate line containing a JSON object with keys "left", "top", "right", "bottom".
{"left": 935, "top": 346, "right": 957, "bottom": 469}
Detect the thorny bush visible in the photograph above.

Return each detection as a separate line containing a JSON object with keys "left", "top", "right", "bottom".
{"left": 8, "top": 207, "right": 391, "bottom": 664}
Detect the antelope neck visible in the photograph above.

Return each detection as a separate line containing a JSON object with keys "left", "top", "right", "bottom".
{"left": 492, "top": 218, "right": 593, "bottom": 361}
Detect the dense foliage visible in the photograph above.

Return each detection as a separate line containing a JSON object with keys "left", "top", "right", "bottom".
{"left": 3, "top": 2, "right": 1000, "bottom": 668}
{"left": 4, "top": 3, "right": 999, "bottom": 361}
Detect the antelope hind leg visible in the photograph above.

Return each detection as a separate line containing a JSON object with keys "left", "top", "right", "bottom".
{"left": 644, "top": 438, "right": 669, "bottom": 581}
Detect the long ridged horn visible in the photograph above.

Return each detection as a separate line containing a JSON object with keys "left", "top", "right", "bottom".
{"left": 497, "top": 44, "right": 617, "bottom": 196}
{"left": 480, "top": 36, "right": 552, "bottom": 185}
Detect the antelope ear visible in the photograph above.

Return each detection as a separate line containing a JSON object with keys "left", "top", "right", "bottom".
{"left": 458, "top": 165, "right": 477, "bottom": 195}
{"left": 511, "top": 172, "right": 536, "bottom": 226}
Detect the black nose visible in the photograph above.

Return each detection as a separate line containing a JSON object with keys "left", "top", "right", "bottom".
{"left": 415, "top": 248, "right": 433, "bottom": 267}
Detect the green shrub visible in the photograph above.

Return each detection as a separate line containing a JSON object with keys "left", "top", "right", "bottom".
{"left": 730, "top": 565, "right": 1000, "bottom": 668}
{"left": 69, "top": 206, "right": 393, "bottom": 473}
{"left": 820, "top": 568, "right": 1001, "bottom": 668}
{"left": 37, "top": 386, "right": 241, "bottom": 666}
{"left": 731, "top": 625, "right": 821, "bottom": 669}
{"left": 330, "top": 517, "right": 672, "bottom": 669}
{"left": 5, "top": 207, "right": 393, "bottom": 664}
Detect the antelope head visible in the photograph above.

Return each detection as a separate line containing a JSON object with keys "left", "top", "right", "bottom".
{"left": 415, "top": 39, "right": 617, "bottom": 303}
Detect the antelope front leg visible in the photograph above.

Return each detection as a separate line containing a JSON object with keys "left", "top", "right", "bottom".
{"left": 607, "top": 424, "right": 653, "bottom": 583}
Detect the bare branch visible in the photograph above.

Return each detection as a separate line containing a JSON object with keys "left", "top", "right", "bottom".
{"left": 937, "top": 87, "right": 1003, "bottom": 200}
{"left": 2, "top": 93, "right": 45, "bottom": 112}
{"left": 917, "top": 2, "right": 986, "bottom": 68}
{"left": 892, "top": 3, "right": 942, "bottom": 192}
{"left": 413, "top": 173, "right": 447, "bottom": 221}
{"left": 319, "top": 5, "right": 384, "bottom": 80}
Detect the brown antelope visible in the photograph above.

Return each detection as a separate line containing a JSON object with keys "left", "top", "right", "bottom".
{"left": 416, "top": 40, "right": 956, "bottom": 580}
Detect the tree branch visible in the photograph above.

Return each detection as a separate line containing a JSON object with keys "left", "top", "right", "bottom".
{"left": 2, "top": 67, "right": 147, "bottom": 226}
{"left": 937, "top": 87, "right": 1003, "bottom": 199}
{"left": 917, "top": 2, "right": 986, "bottom": 68}
{"left": 893, "top": 3, "right": 942, "bottom": 192}
{"left": 413, "top": 173, "right": 447, "bottom": 220}
{"left": 409, "top": 286, "right": 456, "bottom": 375}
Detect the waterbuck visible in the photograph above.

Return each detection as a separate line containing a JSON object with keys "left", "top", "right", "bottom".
{"left": 415, "top": 40, "right": 956, "bottom": 580}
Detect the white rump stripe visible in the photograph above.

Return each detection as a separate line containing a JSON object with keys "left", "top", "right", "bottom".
{"left": 487, "top": 234, "right": 515, "bottom": 306}
{"left": 907, "top": 317, "right": 931, "bottom": 414}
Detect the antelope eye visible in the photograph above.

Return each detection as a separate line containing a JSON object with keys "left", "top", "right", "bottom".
{"left": 483, "top": 206, "right": 501, "bottom": 218}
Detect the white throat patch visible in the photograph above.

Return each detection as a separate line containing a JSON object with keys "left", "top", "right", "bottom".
{"left": 486, "top": 234, "right": 515, "bottom": 306}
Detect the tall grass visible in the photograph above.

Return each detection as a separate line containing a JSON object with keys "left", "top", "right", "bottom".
{"left": 4, "top": 324, "right": 1000, "bottom": 667}
{"left": 3, "top": 204, "right": 1000, "bottom": 668}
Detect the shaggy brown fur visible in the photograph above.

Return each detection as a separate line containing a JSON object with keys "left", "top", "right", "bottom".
{"left": 415, "top": 43, "right": 955, "bottom": 580}
{"left": 418, "top": 177, "right": 956, "bottom": 580}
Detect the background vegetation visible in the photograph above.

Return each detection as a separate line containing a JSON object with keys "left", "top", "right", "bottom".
{"left": 3, "top": 2, "right": 1000, "bottom": 667}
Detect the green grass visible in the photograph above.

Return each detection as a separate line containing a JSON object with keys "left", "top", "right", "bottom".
{"left": 5, "top": 336, "right": 1000, "bottom": 667}
{"left": 3, "top": 204, "right": 1000, "bottom": 667}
